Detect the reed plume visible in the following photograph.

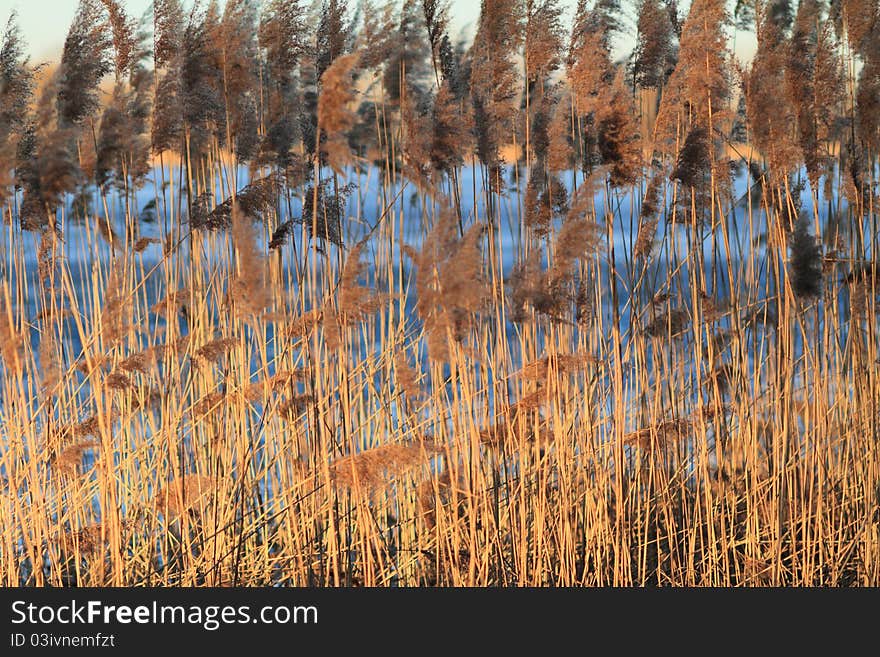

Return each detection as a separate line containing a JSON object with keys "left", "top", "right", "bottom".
{"left": 100, "top": 0, "right": 135, "bottom": 80}
{"left": 856, "top": 43, "right": 880, "bottom": 152}
{"left": 358, "top": 1, "right": 396, "bottom": 71}
{"left": 840, "top": 0, "right": 878, "bottom": 57}
{"left": 96, "top": 63, "right": 152, "bottom": 194}
{"left": 0, "top": 12, "right": 35, "bottom": 204}
{"left": 316, "top": 0, "right": 349, "bottom": 80}
{"left": 567, "top": 20, "right": 611, "bottom": 117}
{"left": 16, "top": 76, "right": 78, "bottom": 232}
{"left": 524, "top": 170, "right": 568, "bottom": 235}
{"left": 789, "top": 213, "right": 823, "bottom": 299}
{"left": 654, "top": 0, "right": 729, "bottom": 171}
{"left": 151, "top": 0, "right": 184, "bottom": 154}
{"left": 671, "top": 126, "right": 710, "bottom": 191}
{"left": 132, "top": 237, "right": 160, "bottom": 253}
{"left": 594, "top": 71, "right": 641, "bottom": 187}
{"left": 193, "top": 175, "right": 278, "bottom": 231}
{"left": 53, "top": 440, "right": 99, "bottom": 476}
{"left": 154, "top": 475, "right": 218, "bottom": 518}
{"left": 258, "top": 0, "right": 306, "bottom": 168}
{"left": 57, "top": 0, "right": 112, "bottom": 126}
{"left": 430, "top": 81, "right": 471, "bottom": 175}
{"left": 230, "top": 206, "right": 272, "bottom": 320}
{"left": 546, "top": 93, "right": 574, "bottom": 172}
{"left": 549, "top": 184, "right": 604, "bottom": 284}
{"left": 105, "top": 370, "right": 133, "bottom": 391}
{"left": 178, "top": 3, "right": 224, "bottom": 162}
{"left": 394, "top": 350, "right": 424, "bottom": 403}
{"left": 277, "top": 393, "right": 315, "bottom": 421}
{"left": 215, "top": 0, "right": 260, "bottom": 161}
{"left": 328, "top": 440, "right": 442, "bottom": 490}
{"left": 338, "top": 243, "right": 381, "bottom": 319}
{"left": 407, "top": 206, "right": 487, "bottom": 361}
{"left": 193, "top": 390, "right": 230, "bottom": 417}
{"left": 417, "top": 468, "right": 460, "bottom": 530}
{"left": 321, "top": 242, "right": 384, "bottom": 349}
{"left": 525, "top": 0, "right": 565, "bottom": 88}
{"left": 62, "top": 522, "right": 111, "bottom": 559}
{"left": 195, "top": 336, "right": 238, "bottom": 363}
{"left": 469, "top": 0, "right": 523, "bottom": 189}
{"left": 400, "top": 90, "right": 434, "bottom": 187}
{"left": 745, "top": 5, "right": 801, "bottom": 180}
{"left": 0, "top": 283, "right": 22, "bottom": 375}
{"left": 634, "top": 176, "right": 663, "bottom": 259}
{"left": 383, "top": 0, "right": 432, "bottom": 104}
{"left": 510, "top": 182, "right": 603, "bottom": 324}
{"left": 645, "top": 305, "right": 689, "bottom": 338}
{"left": 623, "top": 418, "right": 691, "bottom": 450}
{"left": 118, "top": 349, "right": 155, "bottom": 375}
{"left": 517, "top": 352, "right": 598, "bottom": 380}
{"left": 268, "top": 220, "right": 296, "bottom": 250}
{"left": 38, "top": 327, "right": 62, "bottom": 395}
{"left": 100, "top": 259, "right": 130, "bottom": 349}
{"left": 785, "top": 0, "right": 828, "bottom": 186}
{"left": 633, "top": 0, "right": 676, "bottom": 89}
{"left": 318, "top": 51, "right": 360, "bottom": 174}
{"left": 299, "top": 180, "right": 351, "bottom": 247}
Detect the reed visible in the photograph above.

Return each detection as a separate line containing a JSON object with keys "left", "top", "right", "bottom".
{"left": 0, "top": 0, "right": 877, "bottom": 588}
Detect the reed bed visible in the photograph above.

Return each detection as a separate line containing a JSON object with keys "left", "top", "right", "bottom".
{"left": 0, "top": 0, "right": 878, "bottom": 587}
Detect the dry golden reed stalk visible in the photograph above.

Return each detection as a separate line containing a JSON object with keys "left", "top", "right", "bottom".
{"left": 2, "top": 0, "right": 878, "bottom": 590}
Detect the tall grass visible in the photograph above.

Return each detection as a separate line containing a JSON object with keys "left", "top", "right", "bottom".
{"left": 0, "top": 0, "right": 878, "bottom": 587}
